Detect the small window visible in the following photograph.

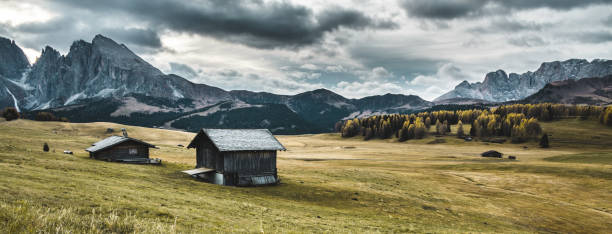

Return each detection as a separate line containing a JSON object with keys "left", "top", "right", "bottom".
{"left": 129, "top": 148, "right": 138, "bottom": 155}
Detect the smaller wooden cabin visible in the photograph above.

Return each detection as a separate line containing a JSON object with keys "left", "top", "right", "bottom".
{"left": 86, "top": 136, "right": 160, "bottom": 164}
{"left": 184, "top": 129, "right": 286, "bottom": 186}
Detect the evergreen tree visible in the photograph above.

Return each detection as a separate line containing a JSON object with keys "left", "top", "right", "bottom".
{"left": 539, "top": 133, "right": 549, "bottom": 148}
{"left": 470, "top": 121, "right": 476, "bottom": 136}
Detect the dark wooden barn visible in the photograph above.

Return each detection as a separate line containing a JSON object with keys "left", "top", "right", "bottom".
{"left": 184, "top": 129, "right": 286, "bottom": 186}
{"left": 86, "top": 135, "right": 160, "bottom": 164}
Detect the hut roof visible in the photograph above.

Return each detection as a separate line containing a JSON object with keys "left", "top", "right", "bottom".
{"left": 187, "top": 129, "right": 286, "bottom": 152}
{"left": 86, "top": 135, "right": 156, "bottom": 153}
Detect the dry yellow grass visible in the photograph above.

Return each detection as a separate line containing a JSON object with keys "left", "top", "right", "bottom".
{"left": 0, "top": 118, "right": 611, "bottom": 233}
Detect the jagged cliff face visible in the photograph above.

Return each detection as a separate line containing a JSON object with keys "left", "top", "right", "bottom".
{"left": 436, "top": 59, "right": 612, "bottom": 102}
{"left": 0, "top": 37, "right": 30, "bottom": 111}
{"left": 23, "top": 35, "right": 231, "bottom": 109}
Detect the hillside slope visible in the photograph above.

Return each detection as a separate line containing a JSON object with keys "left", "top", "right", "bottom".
{"left": 1, "top": 119, "right": 611, "bottom": 232}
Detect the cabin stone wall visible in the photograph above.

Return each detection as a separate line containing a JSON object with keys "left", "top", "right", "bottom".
{"left": 92, "top": 141, "right": 150, "bottom": 161}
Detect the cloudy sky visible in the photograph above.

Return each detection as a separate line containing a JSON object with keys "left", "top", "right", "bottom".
{"left": 1, "top": 0, "right": 611, "bottom": 100}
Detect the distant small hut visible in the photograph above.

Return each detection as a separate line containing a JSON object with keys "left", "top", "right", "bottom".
{"left": 86, "top": 135, "right": 160, "bottom": 164}
{"left": 184, "top": 129, "right": 286, "bottom": 186}
{"left": 481, "top": 150, "right": 503, "bottom": 158}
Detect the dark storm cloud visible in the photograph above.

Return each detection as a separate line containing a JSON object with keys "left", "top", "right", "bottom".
{"left": 400, "top": 0, "right": 488, "bottom": 20}
{"left": 106, "top": 28, "right": 162, "bottom": 49}
{"left": 3, "top": 14, "right": 164, "bottom": 51}
{"left": 49, "top": 0, "right": 397, "bottom": 49}
{"left": 400, "top": 0, "right": 612, "bottom": 20}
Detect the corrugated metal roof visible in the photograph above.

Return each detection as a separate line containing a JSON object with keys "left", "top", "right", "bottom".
{"left": 86, "top": 135, "right": 155, "bottom": 153}
{"left": 188, "top": 129, "right": 286, "bottom": 151}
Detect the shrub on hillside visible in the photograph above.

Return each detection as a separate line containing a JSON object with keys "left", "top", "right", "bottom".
{"left": 2, "top": 107, "right": 19, "bottom": 121}
{"left": 35, "top": 112, "right": 57, "bottom": 121}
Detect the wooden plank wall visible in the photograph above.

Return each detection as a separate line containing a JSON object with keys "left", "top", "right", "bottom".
{"left": 195, "top": 137, "right": 222, "bottom": 170}
{"left": 223, "top": 151, "right": 276, "bottom": 174}
{"left": 93, "top": 141, "right": 150, "bottom": 160}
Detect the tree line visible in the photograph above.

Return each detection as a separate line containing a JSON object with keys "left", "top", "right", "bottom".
{"left": 336, "top": 103, "right": 610, "bottom": 143}
{"left": 1, "top": 107, "right": 69, "bottom": 122}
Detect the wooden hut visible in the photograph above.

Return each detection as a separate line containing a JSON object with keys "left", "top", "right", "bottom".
{"left": 86, "top": 135, "right": 160, "bottom": 164}
{"left": 184, "top": 129, "right": 286, "bottom": 186}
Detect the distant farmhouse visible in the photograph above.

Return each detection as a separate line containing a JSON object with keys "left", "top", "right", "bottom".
{"left": 86, "top": 129, "right": 160, "bottom": 164}
{"left": 184, "top": 129, "right": 286, "bottom": 186}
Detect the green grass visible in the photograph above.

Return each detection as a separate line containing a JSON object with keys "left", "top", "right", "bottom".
{"left": 544, "top": 152, "right": 612, "bottom": 165}
{"left": 1, "top": 118, "right": 611, "bottom": 233}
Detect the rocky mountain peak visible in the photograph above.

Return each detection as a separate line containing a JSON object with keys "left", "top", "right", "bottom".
{"left": 456, "top": 80, "right": 471, "bottom": 88}
{"left": 0, "top": 36, "right": 30, "bottom": 79}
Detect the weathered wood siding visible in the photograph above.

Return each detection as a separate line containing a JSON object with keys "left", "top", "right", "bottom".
{"left": 222, "top": 151, "right": 277, "bottom": 186}
{"left": 223, "top": 151, "right": 276, "bottom": 174}
{"left": 92, "top": 141, "right": 149, "bottom": 161}
{"left": 195, "top": 136, "right": 223, "bottom": 170}
{"left": 192, "top": 134, "right": 279, "bottom": 186}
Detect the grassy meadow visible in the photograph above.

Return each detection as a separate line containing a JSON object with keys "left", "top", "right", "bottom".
{"left": 0, "top": 118, "right": 611, "bottom": 233}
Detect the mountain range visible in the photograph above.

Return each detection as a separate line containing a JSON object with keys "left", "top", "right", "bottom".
{"left": 436, "top": 59, "right": 612, "bottom": 102}
{"left": 0, "top": 35, "right": 432, "bottom": 133}
{"left": 1, "top": 35, "right": 611, "bottom": 133}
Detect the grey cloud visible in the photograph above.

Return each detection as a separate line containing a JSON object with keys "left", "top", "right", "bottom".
{"left": 169, "top": 62, "right": 198, "bottom": 78}
{"left": 468, "top": 18, "right": 549, "bottom": 34}
{"left": 49, "top": 0, "right": 397, "bottom": 49}
{"left": 604, "top": 14, "right": 612, "bottom": 26}
{"left": 507, "top": 35, "right": 549, "bottom": 47}
{"left": 574, "top": 31, "right": 612, "bottom": 43}
{"left": 349, "top": 45, "right": 443, "bottom": 79}
{"left": 400, "top": 0, "right": 612, "bottom": 20}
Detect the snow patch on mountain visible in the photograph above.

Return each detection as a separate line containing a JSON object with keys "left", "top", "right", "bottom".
{"left": 64, "top": 92, "right": 85, "bottom": 105}
{"left": 344, "top": 110, "right": 389, "bottom": 120}
{"left": 95, "top": 88, "right": 117, "bottom": 98}
{"left": 6, "top": 69, "right": 33, "bottom": 91}
{"left": 4, "top": 87, "right": 20, "bottom": 112}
